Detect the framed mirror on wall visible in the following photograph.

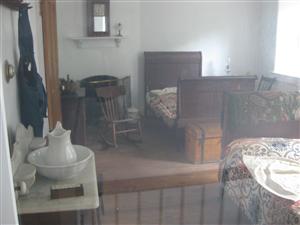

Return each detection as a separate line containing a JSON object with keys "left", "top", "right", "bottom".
{"left": 87, "top": 0, "right": 110, "bottom": 36}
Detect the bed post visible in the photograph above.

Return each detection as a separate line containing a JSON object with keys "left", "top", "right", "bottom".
{"left": 144, "top": 52, "right": 149, "bottom": 117}
{"left": 175, "top": 78, "right": 184, "bottom": 151}
{"left": 198, "top": 51, "right": 202, "bottom": 77}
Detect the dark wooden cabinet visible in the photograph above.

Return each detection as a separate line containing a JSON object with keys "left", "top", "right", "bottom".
{"left": 61, "top": 96, "right": 86, "bottom": 145}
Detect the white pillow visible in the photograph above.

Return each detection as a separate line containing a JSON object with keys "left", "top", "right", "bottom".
{"left": 149, "top": 87, "right": 177, "bottom": 96}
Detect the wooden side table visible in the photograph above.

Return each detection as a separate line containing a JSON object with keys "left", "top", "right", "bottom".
{"left": 17, "top": 155, "right": 100, "bottom": 225}
{"left": 61, "top": 95, "right": 86, "bottom": 145}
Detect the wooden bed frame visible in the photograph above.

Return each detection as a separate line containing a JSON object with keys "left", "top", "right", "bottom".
{"left": 177, "top": 76, "right": 257, "bottom": 128}
{"left": 221, "top": 91, "right": 300, "bottom": 158}
{"left": 144, "top": 51, "right": 257, "bottom": 130}
{"left": 144, "top": 52, "right": 203, "bottom": 91}
{"left": 219, "top": 91, "right": 300, "bottom": 225}
{"left": 144, "top": 51, "right": 202, "bottom": 117}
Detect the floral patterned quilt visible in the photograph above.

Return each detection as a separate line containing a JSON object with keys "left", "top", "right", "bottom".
{"left": 227, "top": 91, "right": 300, "bottom": 130}
{"left": 220, "top": 138, "right": 300, "bottom": 225}
{"left": 146, "top": 88, "right": 177, "bottom": 127}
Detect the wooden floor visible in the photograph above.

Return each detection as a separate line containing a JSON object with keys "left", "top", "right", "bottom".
{"left": 83, "top": 119, "right": 250, "bottom": 224}
{"left": 87, "top": 119, "right": 219, "bottom": 184}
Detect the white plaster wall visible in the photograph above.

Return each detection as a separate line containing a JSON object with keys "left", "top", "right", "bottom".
{"left": 0, "top": 6, "right": 19, "bottom": 225}
{"left": 1, "top": 5, "right": 21, "bottom": 139}
{"left": 259, "top": 1, "right": 277, "bottom": 77}
{"left": 1, "top": 1, "right": 48, "bottom": 139}
{"left": 57, "top": 1, "right": 263, "bottom": 110}
{"left": 140, "top": 1, "right": 262, "bottom": 77}
{"left": 56, "top": 0, "right": 141, "bottom": 108}
{"left": 0, "top": 60, "right": 19, "bottom": 225}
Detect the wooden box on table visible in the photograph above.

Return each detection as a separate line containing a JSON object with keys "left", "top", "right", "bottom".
{"left": 185, "top": 122, "right": 222, "bottom": 163}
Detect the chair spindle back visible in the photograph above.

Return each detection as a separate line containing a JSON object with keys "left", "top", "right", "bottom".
{"left": 96, "top": 86, "right": 126, "bottom": 122}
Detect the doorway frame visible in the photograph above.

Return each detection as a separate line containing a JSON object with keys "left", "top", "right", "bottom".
{"left": 40, "top": 0, "right": 61, "bottom": 129}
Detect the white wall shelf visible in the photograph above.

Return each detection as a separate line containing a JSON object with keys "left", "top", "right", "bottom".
{"left": 70, "top": 36, "right": 126, "bottom": 48}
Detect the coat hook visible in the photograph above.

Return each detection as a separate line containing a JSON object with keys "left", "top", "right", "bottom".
{"left": 5, "top": 61, "right": 16, "bottom": 83}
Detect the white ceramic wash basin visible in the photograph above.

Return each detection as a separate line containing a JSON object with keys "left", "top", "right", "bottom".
{"left": 27, "top": 145, "right": 93, "bottom": 180}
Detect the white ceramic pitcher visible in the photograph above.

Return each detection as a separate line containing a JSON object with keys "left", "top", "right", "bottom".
{"left": 45, "top": 122, "right": 77, "bottom": 166}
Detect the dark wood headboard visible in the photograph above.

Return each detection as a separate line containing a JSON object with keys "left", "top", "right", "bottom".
{"left": 144, "top": 52, "right": 202, "bottom": 92}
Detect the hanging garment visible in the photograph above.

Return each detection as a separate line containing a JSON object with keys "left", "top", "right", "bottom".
{"left": 18, "top": 5, "right": 47, "bottom": 137}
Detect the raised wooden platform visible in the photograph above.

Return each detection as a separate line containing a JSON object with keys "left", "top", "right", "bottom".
{"left": 104, "top": 168, "right": 218, "bottom": 194}
{"left": 87, "top": 118, "right": 220, "bottom": 194}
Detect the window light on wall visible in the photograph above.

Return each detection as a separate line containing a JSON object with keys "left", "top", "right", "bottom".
{"left": 274, "top": 0, "right": 300, "bottom": 77}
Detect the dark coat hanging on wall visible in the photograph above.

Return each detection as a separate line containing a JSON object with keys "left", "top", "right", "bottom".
{"left": 18, "top": 6, "right": 47, "bottom": 137}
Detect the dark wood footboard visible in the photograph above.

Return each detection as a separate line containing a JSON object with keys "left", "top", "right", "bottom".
{"left": 222, "top": 120, "right": 300, "bottom": 150}
{"left": 176, "top": 76, "right": 257, "bottom": 128}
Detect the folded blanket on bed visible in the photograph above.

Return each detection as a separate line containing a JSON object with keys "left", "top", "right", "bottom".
{"left": 146, "top": 87, "right": 177, "bottom": 126}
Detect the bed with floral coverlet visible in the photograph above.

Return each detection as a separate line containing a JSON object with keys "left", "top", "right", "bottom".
{"left": 220, "top": 138, "right": 300, "bottom": 225}
{"left": 146, "top": 87, "right": 177, "bottom": 127}
{"left": 220, "top": 91, "right": 300, "bottom": 225}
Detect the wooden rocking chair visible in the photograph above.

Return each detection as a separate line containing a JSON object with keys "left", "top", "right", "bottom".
{"left": 96, "top": 85, "right": 142, "bottom": 148}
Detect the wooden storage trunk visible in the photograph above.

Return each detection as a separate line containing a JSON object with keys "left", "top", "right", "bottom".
{"left": 185, "top": 122, "right": 222, "bottom": 163}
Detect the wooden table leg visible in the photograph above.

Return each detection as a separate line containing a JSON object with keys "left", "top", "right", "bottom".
{"left": 91, "top": 209, "right": 96, "bottom": 225}
{"left": 97, "top": 207, "right": 102, "bottom": 225}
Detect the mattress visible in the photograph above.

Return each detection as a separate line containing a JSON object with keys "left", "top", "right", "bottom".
{"left": 146, "top": 87, "right": 177, "bottom": 127}
{"left": 220, "top": 138, "right": 300, "bottom": 225}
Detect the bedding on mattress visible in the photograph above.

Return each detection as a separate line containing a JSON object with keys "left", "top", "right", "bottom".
{"left": 146, "top": 87, "right": 177, "bottom": 127}
{"left": 220, "top": 138, "right": 300, "bottom": 225}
